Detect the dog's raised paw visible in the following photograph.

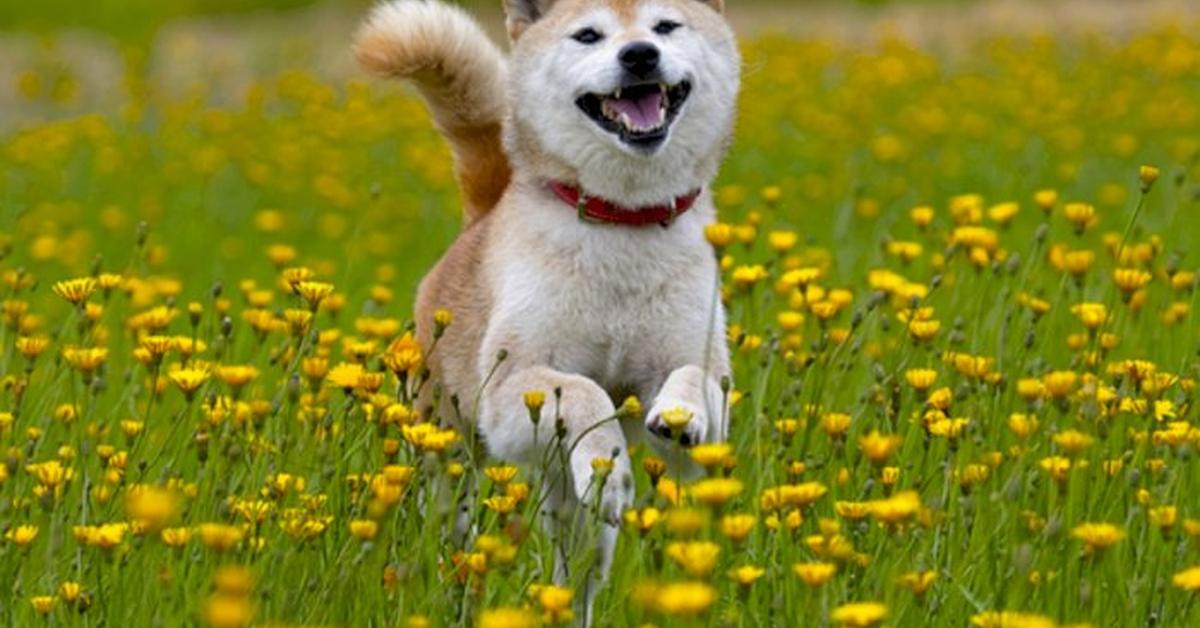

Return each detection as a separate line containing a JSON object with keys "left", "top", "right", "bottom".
{"left": 645, "top": 398, "right": 709, "bottom": 448}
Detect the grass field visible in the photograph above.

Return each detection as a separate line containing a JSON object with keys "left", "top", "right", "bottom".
{"left": 3, "top": 2, "right": 1200, "bottom": 626}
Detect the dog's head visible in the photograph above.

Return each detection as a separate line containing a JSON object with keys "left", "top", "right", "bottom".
{"left": 503, "top": 0, "right": 740, "bottom": 206}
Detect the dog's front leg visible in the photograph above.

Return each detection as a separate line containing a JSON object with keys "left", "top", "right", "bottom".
{"left": 480, "top": 365, "right": 634, "bottom": 523}
{"left": 479, "top": 364, "right": 632, "bottom": 618}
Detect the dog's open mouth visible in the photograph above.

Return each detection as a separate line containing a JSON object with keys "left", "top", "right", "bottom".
{"left": 576, "top": 81, "right": 692, "bottom": 150}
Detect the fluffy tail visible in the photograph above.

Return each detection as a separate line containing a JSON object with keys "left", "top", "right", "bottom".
{"left": 354, "top": 0, "right": 511, "bottom": 224}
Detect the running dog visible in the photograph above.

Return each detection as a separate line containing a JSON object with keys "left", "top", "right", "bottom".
{"left": 355, "top": 0, "right": 739, "bottom": 613}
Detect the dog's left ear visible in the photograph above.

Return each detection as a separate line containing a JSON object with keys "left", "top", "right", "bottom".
{"left": 694, "top": 0, "right": 725, "bottom": 12}
{"left": 502, "top": 0, "right": 557, "bottom": 40}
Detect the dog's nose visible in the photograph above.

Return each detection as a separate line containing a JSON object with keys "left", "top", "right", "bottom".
{"left": 619, "top": 42, "right": 660, "bottom": 78}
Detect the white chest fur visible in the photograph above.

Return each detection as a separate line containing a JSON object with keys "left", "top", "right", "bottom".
{"left": 481, "top": 186, "right": 723, "bottom": 391}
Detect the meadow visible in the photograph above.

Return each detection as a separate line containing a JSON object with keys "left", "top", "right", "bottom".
{"left": 3, "top": 2, "right": 1200, "bottom": 626}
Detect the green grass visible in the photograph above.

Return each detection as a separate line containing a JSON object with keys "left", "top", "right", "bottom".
{"left": 1, "top": 16, "right": 1200, "bottom": 628}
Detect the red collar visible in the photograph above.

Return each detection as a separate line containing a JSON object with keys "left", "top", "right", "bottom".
{"left": 547, "top": 181, "right": 701, "bottom": 227}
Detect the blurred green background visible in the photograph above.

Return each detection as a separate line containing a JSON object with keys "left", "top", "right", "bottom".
{"left": 0, "top": 0, "right": 943, "bottom": 42}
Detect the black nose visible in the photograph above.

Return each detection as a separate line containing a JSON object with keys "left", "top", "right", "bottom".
{"left": 619, "top": 42, "right": 660, "bottom": 78}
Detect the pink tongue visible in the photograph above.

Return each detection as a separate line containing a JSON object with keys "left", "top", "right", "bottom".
{"left": 610, "top": 91, "right": 664, "bottom": 128}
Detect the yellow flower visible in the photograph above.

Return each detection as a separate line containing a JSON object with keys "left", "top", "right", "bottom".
{"left": 1052, "top": 429, "right": 1094, "bottom": 455}
{"left": 161, "top": 527, "right": 192, "bottom": 548}
{"left": 53, "top": 277, "right": 97, "bottom": 305}
{"left": 1139, "top": 165, "right": 1160, "bottom": 192}
{"left": 905, "top": 368, "right": 938, "bottom": 391}
{"left": 761, "top": 481, "right": 827, "bottom": 510}
{"left": 31, "top": 595, "right": 56, "bottom": 615}
{"left": 1071, "top": 522, "right": 1125, "bottom": 554}
{"left": 689, "top": 442, "right": 732, "bottom": 468}
{"left": 729, "top": 564, "right": 765, "bottom": 587}
{"left": 831, "top": 602, "right": 888, "bottom": 627}
{"left": 910, "top": 205, "right": 935, "bottom": 228}
{"left": 704, "top": 223, "right": 735, "bottom": 249}
{"left": 987, "top": 202, "right": 1019, "bottom": 224}
{"left": 1173, "top": 566, "right": 1200, "bottom": 592}
{"left": 869, "top": 490, "right": 922, "bottom": 526}
{"left": 1071, "top": 302, "right": 1108, "bottom": 330}
{"left": 522, "top": 390, "right": 546, "bottom": 421}
{"left": 651, "top": 581, "right": 717, "bottom": 616}
{"left": 660, "top": 406, "right": 694, "bottom": 432}
{"left": 1113, "top": 268, "right": 1151, "bottom": 296}
{"left": 718, "top": 513, "right": 757, "bottom": 542}
{"left": 1038, "top": 456, "right": 1073, "bottom": 483}
{"left": 1063, "top": 202, "right": 1096, "bottom": 233}
{"left": 820, "top": 412, "right": 852, "bottom": 438}
{"left": 326, "top": 362, "right": 366, "bottom": 390}
{"left": 295, "top": 281, "right": 334, "bottom": 308}
{"left": 1034, "top": 189, "right": 1058, "bottom": 212}
{"left": 349, "top": 519, "right": 379, "bottom": 540}
{"left": 794, "top": 562, "right": 837, "bottom": 586}
{"left": 167, "top": 367, "right": 209, "bottom": 399}
{"left": 16, "top": 336, "right": 50, "bottom": 360}
{"left": 5, "top": 524, "right": 39, "bottom": 546}
{"left": 970, "top": 610, "right": 1057, "bottom": 628}
{"left": 124, "top": 485, "right": 180, "bottom": 531}
{"left": 484, "top": 464, "right": 519, "bottom": 485}
{"left": 26, "top": 460, "right": 73, "bottom": 488}
{"left": 666, "top": 540, "right": 720, "bottom": 577}
{"left": 859, "top": 430, "right": 903, "bottom": 465}
{"left": 212, "top": 365, "right": 258, "bottom": 395}
{"left": 624, "top": 507, "right": 663, "bottom": 534}
{"left": 59, "top": 581, "right": 84, "bottom": 603}
{"left": 899, "top": 570, "right": 937, "bottom": 596}
{"left": 383, "top": 332, "right": 423, "bottom": 376}
{"left": 534, "top": 585, "right": 573, "bottom": 624}
{"left": 732, "top": 264, "right": 769, "bottom": 287}
{"left": 197, "top": 523, "right": 244, "bottom": 552}
{"left": 203, "top": 593, "right": 254, "bottom": 628}
{"left": 691, "top": 477, "right": 743, "bottom": 507}
{"left": 483, "top": 495, "right": 518, "bottom": 516}
{"left": 477, "top": 607, "right": 536, "bottom": 628}
{"left": 768, "top": 230, "right": 798, "bottom": 253}
{"left": 62, "top": 346, "right": 108, "bottom": 373}
{"left": 74, "top": 522, "right": 128, "bottom": 549}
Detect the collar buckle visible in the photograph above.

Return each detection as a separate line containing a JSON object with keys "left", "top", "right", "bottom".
{"left": 660, "top": 197, "right": 679, "bottom": 229}
{"left": 576, "top": 193, "right": 605, "bottom": 224}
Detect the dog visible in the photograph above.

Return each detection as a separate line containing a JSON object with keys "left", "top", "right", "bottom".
{"left": 355, "top": 0, "right": 739, "bottom": 615}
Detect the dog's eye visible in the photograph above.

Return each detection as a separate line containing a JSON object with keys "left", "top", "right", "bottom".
{"left": 571, "top": 27, "right": 605, "bottom": 45}
{"left": 652, "top": 20, "right": 682, "bottom": 35}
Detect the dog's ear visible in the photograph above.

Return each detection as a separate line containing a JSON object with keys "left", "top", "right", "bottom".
{"left": 694, "top": 0, "right": 725, "bottom": 12}
{"left": 502, "top": 0, "right": 557, "bottom": 40}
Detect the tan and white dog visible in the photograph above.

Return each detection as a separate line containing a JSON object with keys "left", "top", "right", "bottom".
{"left": 355, "top": 0, "right": 739, "bottom": 610}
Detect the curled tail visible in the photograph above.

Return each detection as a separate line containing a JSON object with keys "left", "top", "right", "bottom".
{"left": 355, "top": 0, "right": 511, "bottom": 224}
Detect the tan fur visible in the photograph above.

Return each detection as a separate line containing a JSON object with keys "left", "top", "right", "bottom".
{"left": 355, "top": 2, "right": 511, "bottom": 223}
{"left": 413, "top": 212, "right": 492, "bottom": 419}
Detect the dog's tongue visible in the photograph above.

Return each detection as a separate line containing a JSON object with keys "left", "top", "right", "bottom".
{"left": 609, "top": 90, "right": 664, "bottom": 129}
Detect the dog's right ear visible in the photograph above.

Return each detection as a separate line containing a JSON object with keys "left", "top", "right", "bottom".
{"left": 502, "top": 0, "right": 556, "bottom": 40}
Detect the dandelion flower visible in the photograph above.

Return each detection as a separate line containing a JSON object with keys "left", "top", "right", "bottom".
{"left": 1071, "top": 522, "right": 1124, "bottom": 554}
{"left": 794, "top": 562, "right": 837, "bottom": 586}
{"left": 53, "top": 277, "right": 97, "bottom": 305}
{"left": 831, "top": 602, "right": 888, "bottom": 627}
{"left": 4, "top": 524, "right": 39, "bottom": 546}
